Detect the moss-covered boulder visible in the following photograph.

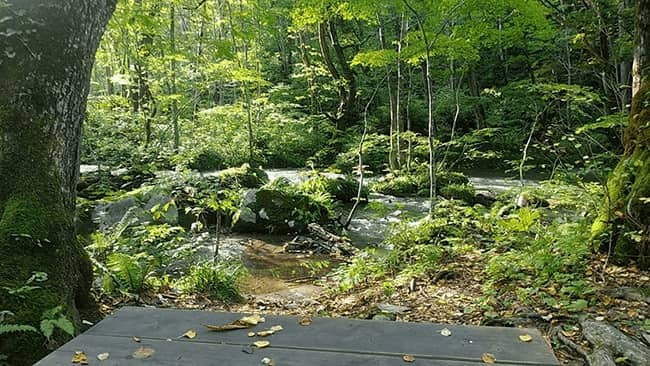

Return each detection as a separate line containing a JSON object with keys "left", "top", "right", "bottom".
{"left": 77, "top": 167, "right": 155, "bottom": 200}
{"left": 219, "top": 164, "right": 269, "bottom": 189}
{"left": 439, "top": 183, "right": 476, "bottom": 203}
{"left": 302, "top": 174, "right": 368, "bottom": 202}
{"left": 89, "top": 186, "right": 178, "bottom": 231}
{"left": 232, "top": 189, "right": 329, "bottom": 234}
{"left": 370, "top": 170, "right": 473, "bottom": 201}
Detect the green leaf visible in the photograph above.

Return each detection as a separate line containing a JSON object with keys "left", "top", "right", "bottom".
{"left": 566, "top": 299, "right": 589, "bottom": 312}
{"left": 40, "top": 320, "right": 55, "bottom": 339}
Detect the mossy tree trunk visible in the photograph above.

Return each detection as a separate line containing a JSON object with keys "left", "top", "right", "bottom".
{"left": 592, "top": 0, "right": 650, "bottom": 269}
{"left": 0, "top": 1, "right": 115, "bottom": 364}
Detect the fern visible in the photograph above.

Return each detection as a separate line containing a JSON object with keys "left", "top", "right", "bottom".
{"left": 0, "top": 324, "right": 37, "bottom": 335}
{"left": 106, "top": 253, "right": 152, "bottom": 294}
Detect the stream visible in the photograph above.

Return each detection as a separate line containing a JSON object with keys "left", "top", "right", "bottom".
{"left": 81, "top": 165, "right": 539, "bottom": 302}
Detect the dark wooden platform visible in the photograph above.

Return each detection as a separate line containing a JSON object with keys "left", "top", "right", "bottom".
{"left": 36, "top": 306, "right": 560, "bottom": 365}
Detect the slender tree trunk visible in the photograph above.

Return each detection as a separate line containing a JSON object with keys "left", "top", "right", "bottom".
{"left": 377, "top": 14, "right": 398, "bottom": 170}
{"left": 170, "top": 3, "right": 180, "bottom": 152}
{"left": 0, "top": 1, "right": 115, "bottom": 364}
{"left": 593, "top": 0, "right": 650, "bottom": 269}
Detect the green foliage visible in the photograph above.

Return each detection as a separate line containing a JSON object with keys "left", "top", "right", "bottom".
{"left": 439, "top": 183, "right": 476, "bottom": 203}
{"left": 178, "top": 261, "right": 246, "bottom": 302}
{"left": 334, "top": 133, "right": 390, "bottom": 174}
{"left": 219, "top": 164, "right": 269, "bottom": 189}
{"left": 330, "top": 250, "right": 386, "bottom": 292}
{"left": 39, "top": 306, "right": 74, "bottom": 341}
{"left": 370, "top": 168, "right": 474, "bottom": 202}
{"left": 1, "top": 272, "right": 47, "bottom": 299}
{"left": 105, "top": 253, "right": 155, "bottom": 295}
{"left": 301, "top": 173, "right": 367, "bottom": 202}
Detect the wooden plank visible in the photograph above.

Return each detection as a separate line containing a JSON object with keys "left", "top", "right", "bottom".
{"left": 35, "top": 334, "right": 490, "bottom": 366}
{"left": 82, "top": 307, "right": 558, "bottom": 365}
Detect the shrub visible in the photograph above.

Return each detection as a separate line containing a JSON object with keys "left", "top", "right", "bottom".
{"left": 179, "top": 261, "right": 246, "bottom": 302}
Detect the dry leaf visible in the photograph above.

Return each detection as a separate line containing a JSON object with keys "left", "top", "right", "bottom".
{"left": 560, "top": 330, "right": 576, "bottom": 337}
{"left": 519, "top": 334, "right": 533, "bottom": 342}
{"left": 248, "top": 332, "right": 256, "bottom": 337}
{"left": 595, "top": 316, "right": 605, "bottom": 321}
{"left": 261, "top": 357, "right": 276, "bottom": 366}
{"left": 204, "top": 314, "right": 266, "bottom": 332}
{"left": 71, "top": 351, "right": 88, "bottom": 364}
{"left": 204, "top": 323, "right": 250, "bottom": 331}
{"left": 182, "top": 329, "right": 197, "bottom": 339}
{"left": 240, "top": 314, "right": 265, "bottom": 326}
{"left": 440, "top": 328, "right": 452, "bottom": 337}
{"left": 256, "top": 330, "right": 275, "bottom": 337}
{"left": 253, "top": 340, "right": 270, "bottom": 348}
{"left": 481, "top": 353, "right": 496, "bottom": 364}
{"left": 97, "top": 352, "right": 110, "bottom": 361}
{"left": 299, "top": 317, "right": 312, "bottom": 326}
{"left": 402, "top": 354, "right": 415, "bottom": 362}
{"left": 270, "top": 325, "right": 283, "bottom": 332}
{"left": 133, "top": 347, "right": 155, "bottom": 359}
{"left": 132, "top": 336, "right": 141, "bottom": 342}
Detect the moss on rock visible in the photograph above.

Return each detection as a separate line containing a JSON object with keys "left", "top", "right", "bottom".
{"left": 219, "top": 164, "right": 269, "bottom": 188}
{"left": 233, "top": 188, "right": 329, "bottom": 234}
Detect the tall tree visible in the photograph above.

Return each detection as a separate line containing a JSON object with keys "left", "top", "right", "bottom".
{"left": 592, "top": 0, "right": 650, "bottom": 268}
{"left": 0, "top": 1, "right": 116, "bottom": 364}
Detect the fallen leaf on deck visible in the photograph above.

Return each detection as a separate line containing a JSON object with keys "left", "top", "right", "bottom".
{"left": 256, "top": 330, "right": 275, "bottom": 337}
{"left": 519, "top": 334, "right": 533, "bottom": 342}
{"left": 182, "top": 329, "right": 197, "bottom": 339}
{"left": 299, "top": 317, "right": 312, "bottom": 326}
{"left": 71, "top": 351, "right": 88, "bottom": 364}
{"left": 240, "top": 314, "right": 265, "bottom": 325}
{"left": 132, "top": 336, "right": 141, "bottom": 342}
{"left": 261, "top": 357, "right": 276, "bottom": 365}
{"left": 248, "top": 332, "right": 256, "bottom": 337}
{"left": 440, "top": 328, "right": 452, "bottom": 336}
{"left": 254, "top": 340, "right": 270, "bottom": 348}
{"left": 402, "top": 354, "right": 415, "bottom": 362}
{"left": 204, "top": 323, "right": 250, "bottom": 331}
{"left": 205, "top": 314, "right": 265, "bottom": 331}
{"left": 270, "top": 325, "right": 283, "bottom": 332}
{"left": 133, "top": 347, "right": 155, "bottom": 359}
{"left": 481, "top": 353, "right": 496, "bottom": 364}
{"left": 97, "top": 353, "right": 109, "bottom": 361}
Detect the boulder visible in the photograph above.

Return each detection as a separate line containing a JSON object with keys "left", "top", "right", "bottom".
{"left": 232, "top": 189, "right": 329, "bottom": 234}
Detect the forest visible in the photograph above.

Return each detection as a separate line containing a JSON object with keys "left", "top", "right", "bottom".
{"left": 0, "top": 0, "right": 649, "bottom": 365}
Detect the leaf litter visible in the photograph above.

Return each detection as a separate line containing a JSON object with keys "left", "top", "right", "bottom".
{"left": 132, "top": 347, "right": 155, "bottom": 359}
{"left": 71, "top": 351, "right": 88, "bottom": 365}
{"left": 204, "top": 314, "right": 265, "bottom": 331}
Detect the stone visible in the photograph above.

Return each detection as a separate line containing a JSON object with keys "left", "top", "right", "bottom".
{"left": 376, "top": 303, "right": 410, "bottom": 314}
{"left": 143, "top": 193, "right": 178, "bottom": 224}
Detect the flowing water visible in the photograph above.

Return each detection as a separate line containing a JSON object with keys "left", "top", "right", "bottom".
{"left": 81, "top": 165, "right": 539, "bottom": 299}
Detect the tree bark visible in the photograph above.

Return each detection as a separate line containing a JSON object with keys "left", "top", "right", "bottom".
{"left": 0, "top": 1, "right": 115, "bottom": 364}
{"left": 592, "top": 0, "right": 650, "bottom": 268}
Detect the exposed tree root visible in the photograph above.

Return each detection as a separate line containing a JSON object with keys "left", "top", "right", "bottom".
{"left": 580, "top": 319, "right": 650, "bottom": 366}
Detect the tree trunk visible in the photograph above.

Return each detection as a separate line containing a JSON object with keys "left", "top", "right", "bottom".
{"left": 0, "top": 1, "right": 115, "bottom": 364}
{"left": 170, "top": 2, "right": 180, "bottom": 152}
{"left": 592, "top": 0, "right": 650, "bottom": 269}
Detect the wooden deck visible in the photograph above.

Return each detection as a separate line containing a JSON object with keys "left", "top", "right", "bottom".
{"left": 36, "top": 306, "right": 560, "bottom": 365}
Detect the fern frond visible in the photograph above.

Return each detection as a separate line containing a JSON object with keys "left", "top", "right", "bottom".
{"left": 0, "top": 324, "right": 37, "bottom": 335}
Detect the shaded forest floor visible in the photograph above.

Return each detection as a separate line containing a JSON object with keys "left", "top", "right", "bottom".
{"left": 97, "top": 247, "right": 650, "bottom": 365}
